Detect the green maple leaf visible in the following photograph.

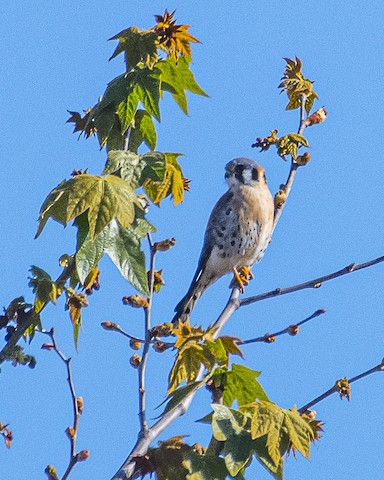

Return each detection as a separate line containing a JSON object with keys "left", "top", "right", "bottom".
{"left": 128, "top": 109, "right": 157, "bottom": 152}
{"left": 28, "top": 266, "right": 60, "bottom": 314}
{"left": 94, "top": 67, "right": 161, "bottom": 145}
{"left": 168, "top": 343, "right": 216, "bottom": 394}
{"left": 183, "top": 451, "right": 228, "bottom": 480}
{"left": 223, "top": 431, "right": 254, "bottom": 476}
{"left": 36, "top": 174, "right": 139, "bottom": 240}
{"left": 251, "top": 401, "right": 314, "bottom": 466}
{"left": 109, "top": 27, "right": 159, "bottom": 70}
{"left": 75, "top": 217, "right": 149, "bottom": 295}
{"left": 158, "top": 56, "right": 208, "bottom": 114}
{"left": 219, "top": 364, "right": 269, "bottom": 408}
{"left": 103, "top": 150, "right": 165, "bottom": 189}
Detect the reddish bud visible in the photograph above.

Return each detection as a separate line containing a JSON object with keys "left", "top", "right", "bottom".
{"left": 101, "top": 321, "right": 120, "bottom": 331}
{"left": 41, "top": 343, "right": 55, "bottom": 351}
{"left": 77, "top": 450, "right": 90, "bottom": 461}
{"left": 263, "top": 334, "right": 276, "bottom": 343}
{"left": 76, "top": 397, "right": 84, "bottom": 415}
{"left": 153, "top": 238, "right": 176, "bottom": 252}
{"left": 288, "top": 324, "right": 300, "bottom": 336}
{"left": 130, "top": 339, "right": 142, "bottom": 350}
{"left": 305, "top": 106, "right": 327, "bottom": 126}
{"left": 295, "top": 152, "right": 311, "bottom": 166}
{"left": 153, "top": 340, "right": 166, "bottom": 353}
{"left": 122, "top": 295, "right": 149, "bottom": 308}
{"left": 66, "top": 426, "right": 75, "bottom": 439}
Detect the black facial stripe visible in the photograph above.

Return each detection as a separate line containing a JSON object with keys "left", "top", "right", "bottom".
{"left": 235, "top": 164, "right": 245, "bottom": 183}
{"left": 252, "top": 167, "right": 259, "bottom": 181}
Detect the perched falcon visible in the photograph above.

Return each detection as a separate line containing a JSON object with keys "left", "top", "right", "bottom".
{"left": 173, "top": 157, "right": 274, "bottom": 322}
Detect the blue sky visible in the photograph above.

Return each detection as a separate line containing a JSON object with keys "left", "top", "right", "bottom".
{"left": 2, "top": 2, "right": 384, "bottom": 479}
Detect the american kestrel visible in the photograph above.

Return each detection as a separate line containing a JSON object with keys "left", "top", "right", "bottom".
{"left": 173, "top": 157, "right": 274, "bottom": 322}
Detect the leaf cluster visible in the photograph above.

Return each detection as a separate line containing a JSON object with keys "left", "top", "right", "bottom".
{"left": 253, "top": 130, "right": 309, "bottom": 161}
{"left": 167, "top": 320, "right": 245, "bottom": 394}
{"left": 67, "top": 10, "right": 207, "bottom": 152}
{"left": 279, "top": 57, "right": 318, "bottom": 113}
{"left": 37, "top": 12, "right": 207, "bottom": 329}
{"left": 207, "top": 402, "right": 318, "bottom": 479}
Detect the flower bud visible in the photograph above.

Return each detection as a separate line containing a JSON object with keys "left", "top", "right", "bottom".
{"left": 66, "top": 426, "right": 75, "bottom": 439}
{"left": 76, "top": 450, "right": 90, "bottom": 461}
{"left": 76, "top": 397, "right": 84, "bottom": 415}
{"left": 130, "top": 339, "right": 142, "bottom": 350}
{"left": 288, "top": 324, "right": 300, "bottom": 336}
{"left": 130, "top": 354, "right": 142, "bottom": 368}
{"left": 101, "top": 321, "right": 120, "bottom": 331}
{"left": 122, "top": 295, "right": 149, "bottom": 308}
{"left": 153, "top": 340, "right": 166, "bottom": 353}
{"left": 153, "top": 238, "right": 176, "bottom": 252}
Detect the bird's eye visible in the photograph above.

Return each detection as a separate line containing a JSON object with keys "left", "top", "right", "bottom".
{"left": 251, "top": 167, "right": 259, "bottom": 181}
{"left": 235, "top": 164, "right": 245, "bottom": 182}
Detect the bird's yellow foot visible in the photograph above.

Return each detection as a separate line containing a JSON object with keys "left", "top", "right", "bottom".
{"left": 231, "top": 266, "right": 254, "bottom": 293}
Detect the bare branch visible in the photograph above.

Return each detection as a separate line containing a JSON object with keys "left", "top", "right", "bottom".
{"left": 40, "top": 328, "right": 83, "bottom": 480}
{"left": 137, "top": 234, "right": 156, "bottom": 433}
{"left": 241, "top": 256, "right": 384, "bottom": 307}
{"left": 298, "top": 360, "right": 384, "bottom": 414}
{"left": 239, "top": 308, "right": 326, "bottom": 345}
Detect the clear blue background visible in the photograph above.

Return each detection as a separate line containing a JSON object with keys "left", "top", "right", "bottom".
{"left": 2, "top": 2, "right": 384, "bottom": 479}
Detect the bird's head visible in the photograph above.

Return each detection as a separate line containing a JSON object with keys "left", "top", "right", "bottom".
{"left": 225, "top": 157, "right": 267, "bottom": 188}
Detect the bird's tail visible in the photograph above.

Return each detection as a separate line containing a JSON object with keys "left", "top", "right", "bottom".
{"left": 172, "top": 266, "right": 217, "bottom": 323}
{"left": 172, "top": 282, "right": 204, "bottom": 323}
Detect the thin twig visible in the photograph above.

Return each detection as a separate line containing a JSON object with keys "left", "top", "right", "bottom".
{"left": 241, "top": 256, "right": 384, "bottom": 307}
{"left": 298, "top": 360, "right": 384, "bottom": 414}
{"left": 239, "top": 308, "right": 326, "bottom": 345}
{"left": 272, "top": 93, "right": 307, "bottom": 232}
{"left": 40, "top": 328, "right": 82, "bottom": 480}
{"left": 137, "top": 234, "right": 156, "bottom": 433}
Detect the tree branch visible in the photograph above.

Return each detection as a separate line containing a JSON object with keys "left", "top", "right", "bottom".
{"left": 298, "top": 360, "right": 384, "bottom": 414}
{"left": 40, "top": 328, "right": 85, "bottom": 480}
{"left": 137, "top": 235, "right": 156, "bottom": 433}
{"left": 239, "top": 308, "right": 326, "bottom": 345}
{"left": 241, "top": 256, "right": 384, "bottom": 307}
{"left": 272, "top": 93, "right": 307, "bottom": 232}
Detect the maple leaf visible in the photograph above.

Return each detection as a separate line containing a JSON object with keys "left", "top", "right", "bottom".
{"left": 109, "top": 27, "right": 159, "bottom": 70}
{"left": 278, "top": 57, "right": 319, "bottom": 114}
{"left": 153, "top": 9, "right": 201, "bottom": 61}
{"left": 144, "top": 153, "right": 186, "bottom": 205}
{"left": 28, "top": 266, "right": 62, "bottom": 314}
{"left": 36, "top": 174, "right": 140, "bottom": 240}
{"left": 66, "top": 108, "right": 96, "bottom": 138}
{"left": 66, "top": 289, "right": 88, "bottom": 348}
{"left": 172, "top": 318, "right": 204, "bottom": 349}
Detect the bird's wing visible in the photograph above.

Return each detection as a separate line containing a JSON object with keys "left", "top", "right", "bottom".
{"left": 173, "top": 190, "right": 234, "bottom": 320}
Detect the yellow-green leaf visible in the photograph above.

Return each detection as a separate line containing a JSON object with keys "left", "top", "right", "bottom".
{"left": 36, "top": 174, "right": 139, "bottom": 239}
